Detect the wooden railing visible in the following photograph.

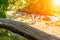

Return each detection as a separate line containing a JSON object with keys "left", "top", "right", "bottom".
{"left": 0, "top": 18, "right": 60, "bottom": 40}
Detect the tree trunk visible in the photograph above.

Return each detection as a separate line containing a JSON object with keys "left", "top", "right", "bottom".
{"left": 0, "top": 18, "right": 60, "bottom": 40}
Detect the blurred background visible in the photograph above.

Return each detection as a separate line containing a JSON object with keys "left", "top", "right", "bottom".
{"left": 0, "top": 0, "right": 60, "bottom": 40}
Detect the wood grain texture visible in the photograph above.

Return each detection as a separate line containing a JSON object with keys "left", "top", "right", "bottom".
{"left": 0, "top": 18, "right": 60, "bottom": 40}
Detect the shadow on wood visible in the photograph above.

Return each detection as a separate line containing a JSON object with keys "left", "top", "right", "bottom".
{"left": 0, "top": 18, "right": 60, "bottom": 40}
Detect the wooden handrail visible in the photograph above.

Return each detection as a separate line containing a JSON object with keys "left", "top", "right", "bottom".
{"left": 0, "top": 18, "right": 60, "bottom": 40}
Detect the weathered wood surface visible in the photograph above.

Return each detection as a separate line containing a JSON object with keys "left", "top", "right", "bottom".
{"left": 0, "top": 18, "right": 60, "bottom": 40}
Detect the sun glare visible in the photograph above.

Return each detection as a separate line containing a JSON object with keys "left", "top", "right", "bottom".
{"left": 53, "top": 0, "right": 60, "bottom": 6}
{"left": 51, "top": 0, "right": 60, "bottom": 13}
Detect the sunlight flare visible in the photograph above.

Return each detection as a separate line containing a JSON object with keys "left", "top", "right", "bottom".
{"left": 52, "top": 0, "right": 60, "bottom": 7}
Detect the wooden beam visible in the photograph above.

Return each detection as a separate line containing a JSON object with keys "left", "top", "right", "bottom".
{"left": 0, "top": 18, "right": 60, "bottom": 40}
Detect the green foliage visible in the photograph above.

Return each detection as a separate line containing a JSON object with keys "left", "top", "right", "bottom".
{"left": 0, "top": 29, "right": 27, "bottom": 40}
{"left": 8, "top": 0, "right": 30, "bottom": 10}
{"left": 0, "top": 0, "right": 9, "bottom": 18}
{"left": 0, "top": 0, "right": 30, "bottom": 18}
{"left": 0, "top": 12, "right": 6, "bottom": 18}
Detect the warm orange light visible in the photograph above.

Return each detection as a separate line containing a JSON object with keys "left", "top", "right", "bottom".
{"left": 22, "top": 0, "right": 60, "bottom": 16}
